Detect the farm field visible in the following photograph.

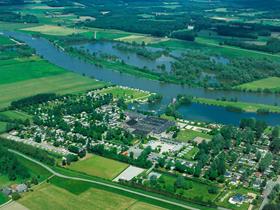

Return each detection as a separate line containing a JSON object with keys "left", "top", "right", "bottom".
{"left": 236, "top": 77, "right": 280, "bottom": 92}
{"left": 128, "top": 202, "right": 166, "bottom": 210}
{"left": 176, "top": 129, "right": 212, "bottom": 142}
{"left": 19, "top": 177, "right": 166, "bottom": 210}
{"left": 0, "top": 72, "right": 107, "bottom": 109}
{"left": 21, "top": 25, "right": 88, "bottom": 36}
{"left": 68, "top": 155, "right": 129, "bottom": 180}
{"left": 193, "top": 97, "right": 280, "bottom": 113}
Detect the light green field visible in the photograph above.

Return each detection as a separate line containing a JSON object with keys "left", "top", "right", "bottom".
{"left": 19, "top": 179, "right": 164, "bottom": 210}
{"left": 193, "top": 97, "right": 280, "bottom": 113}
{"left": 236, "top": 77, "right": 280, "bottom": 91}
{"left": 21, "top": 25, "right": 87, "bottom": 36}
{"left": 176, "top": 129, "right": 212, "bottom": 142}
{"left": 0, "top": 35, "right": 14, "bottom": 45}
{"left": 98, "top": 86, "right": 149, "bottom": 101}
{"left": 0, "top": 111, "right": 32, "bottom": 121}
{"left": 0, "top": 57, "right": 65, "bottom": 85}
{"left": 68, "top": 155, "right": 128, "bottom": 180}
{"left": 184, "top": 147, "right": 199, "bottom": 160}
{"left": 0, "top": 122, "right": 7, "bottom": 133}
{"left": 116, "top": 35, "right": 169, "bottom": 44}
{"left": 0, "top": 72, "right": 106, "bottom": 109}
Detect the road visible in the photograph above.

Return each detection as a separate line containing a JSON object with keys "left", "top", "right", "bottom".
{"left": 259, "top": 176, "right": 280, "bottom": 210}
{"left": 9, "top": 149, "right": 200, "bottom": 210}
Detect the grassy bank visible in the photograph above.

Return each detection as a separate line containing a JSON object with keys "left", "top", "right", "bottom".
{"left": 193, "top": 97, "right": 280, "bottom": 113}
{"left": 235, "top": 77, "right": 280, "bottom": 93}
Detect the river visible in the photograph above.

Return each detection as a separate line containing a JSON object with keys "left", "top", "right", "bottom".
{"left": 4, "top": 31, "right": 280, "bottom": 125}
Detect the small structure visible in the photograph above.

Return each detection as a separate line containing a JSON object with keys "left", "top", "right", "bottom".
{"left": 16, "top": 184, "right": 28, "bottom": 193}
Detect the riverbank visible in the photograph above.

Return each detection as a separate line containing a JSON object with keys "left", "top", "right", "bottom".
{"left": 193, "top": 97, "right": 280, "bottom": 114}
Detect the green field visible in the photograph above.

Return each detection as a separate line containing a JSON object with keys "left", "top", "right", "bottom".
{"left": 183, "top": 147, "right": 199, "bottom": 160}
{"left": 176, "top": 129, "right": 212, "bottom": 142}
{"left": 0, "top": 110, "right": 32, "bottom": 121}
{"left": 0, "top": 122, "right": 7, "bottom": 133}
{"left": 0, "top": 72, "right": 106, "bottom": 109}
{"left": 0, "top": 57, "right": 66, "bottom": 85}
{"left": 19, "top": 176, "right": 166, "bottom": 210}
{"left": 0, "top": 35, "right": 14, "bottom": 45}
{"left": 193, "top": 97, "right": 280, "bottom": 113}
{"left": 68, "top": 155, "right": 129, "bottom": 180}
{"left": 160, "top": 175, "right": 220, "bottom": 203}
{"left": 236, "top": 77, "right": 280, "bottom": 92}
{"left": 98, "top": 86, "right": 150, "bottom": 101}
{"left": 0, "top": 193, "right": 9, "bottom": 205}
{"left": 21, "top": 25, "right": 88, "bottom": 36}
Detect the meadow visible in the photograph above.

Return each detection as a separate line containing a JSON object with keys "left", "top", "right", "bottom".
{"left": 0, "top": 122, "right": 7, "bottom": 133}
{"left": 236, "top": 77, "right": 280, "bottom": 92}
{"left": 176, "top": 129, "right": 212, "bottom": 142}
{"left": 21, "top": 25, "right": 87, "bottom": 36}
{"left": 68, "top": 155, "right": 129, "bottom": 180}
{"left": 0, "top": 193, "right": 9, "bottom": 205}
{"left": 193, "top": 97, "right": 280, "bottom": 113}
{"left": 19, "top": 176, "right": 168, "bottom": 210}
{"left": 0, "top": 35, "right": 14, "bottom": 45}
{"left": 98, "top": 86, "right": 150, "bottom": 101}
{"left": 0, "top": 110, "right": 32, "bottom": 121}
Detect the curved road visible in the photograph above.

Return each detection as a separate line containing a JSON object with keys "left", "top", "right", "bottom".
{"left": 9, "top": 150, "right": 200, "bottom": 210}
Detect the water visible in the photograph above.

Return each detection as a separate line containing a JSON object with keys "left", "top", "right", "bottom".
{"left": 3, "top": 31, "right": 280, "bottom": 125}
{"left": 73, "top": 41, "right": 175, "bottom": 73}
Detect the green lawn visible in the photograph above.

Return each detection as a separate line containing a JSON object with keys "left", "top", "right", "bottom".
{"left": 176, "top": 129, "right": 212, "bottom": 142}
{"left": 160, "top": 175, "right": 220, "bottom": 203}
{"left": 68, "top": 155, "right": 129, "bottom": 180}
{"left": 236, "top": 77, "right": 280, "bottom": 92}
{"left": 193, "top": 97, "right": 280, "bottom": 113}
{"left": 0, "top": 72, "right": 106, "bottom": 109}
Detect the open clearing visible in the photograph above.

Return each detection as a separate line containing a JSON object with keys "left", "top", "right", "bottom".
{"left": 0, "top": 72, "right": 106, "bottom": 109}
{"left": 115, "top": 35, "right": 169, "bottom": 44}
{"left": 21, "top": 25, "right": 87, "bottom": 36}
{"left": 68, "top": 155, "right": 129, "bottom": 180}
{"left": 98, "top": 86, "right": 150, "bottom": 101}
{"left": 18, "top": 181, "right": 162, "bottom": 210}
{"left": 236, "top": 77, "right": 280, "bottom": 91}
{"left": 176, "top": 129, "right": 212, "bottom": 142}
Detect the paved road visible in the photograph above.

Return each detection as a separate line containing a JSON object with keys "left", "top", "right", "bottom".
{"left": 9, "top": 149, "right": 200, "bottom": 210}
{"left": 259, "top": 176, "right": 280, "bottom": 210}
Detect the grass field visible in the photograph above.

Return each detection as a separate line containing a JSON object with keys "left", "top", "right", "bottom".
{"left": 176, "top": 129, "right": 212, "bottom": 142}
{"left": 0, "top": 57, "right": 66, "bottom": 85}
{"left": 183, "top": 147, "right": 199, "bottom": 160}
{"left": 0, "top": 193, "right": 9, "bottom": 205}
{"left": 98, "top": 86, "right": 150, "bottom": 101}
{"left": 19, "top": 177, "right": 165, "bottom": 210}
{"left": 68, "top": 155, "right": 129, "bottom": 180}
{"left": 0, "top": 35, "right": 14, "bottom": 45}
{"left": 236, "top": 77, "right": 280, "bottom": 92}
{"left": 21, "top": 25, "right": 87, "bottom": 36}
{"left": 0, "top": 122, "right": 7, "bottom": 133}
{"left": 193, "top": 97, "right": 280, "bottom": 113}
{"left": 0, "top": 110, "right": 32, "bottom": 121}
{"left": 0, "top": 72, "right": 106, "bottom": 109}
{"left": 116, "top": 35, "right": 169, "bottom": 44}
